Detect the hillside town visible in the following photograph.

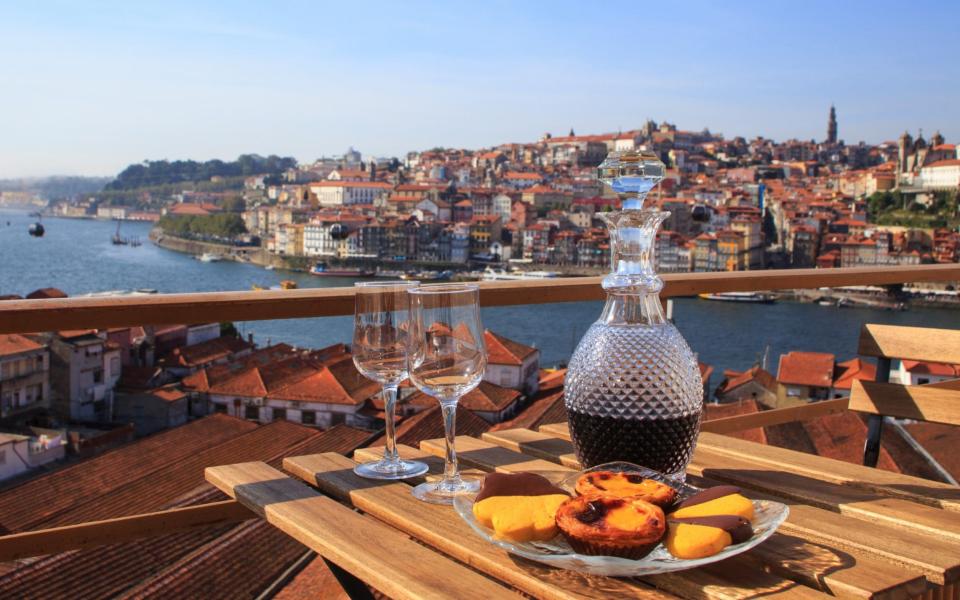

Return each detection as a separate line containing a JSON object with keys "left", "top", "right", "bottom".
{"left": 40, "top": 106, "right": 960, "bottom": 273}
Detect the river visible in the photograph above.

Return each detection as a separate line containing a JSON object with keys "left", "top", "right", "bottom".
{"left": 2, "top": 210, "right": 957, "bottom": 388}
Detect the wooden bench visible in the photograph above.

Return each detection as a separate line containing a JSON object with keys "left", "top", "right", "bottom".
{"left": 851, "top": 324, "right": 960, "bottom": 468}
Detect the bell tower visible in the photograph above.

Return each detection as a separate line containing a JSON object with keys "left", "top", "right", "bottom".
{"left": 826, "top": 105, "right": 838, "bottom": 145}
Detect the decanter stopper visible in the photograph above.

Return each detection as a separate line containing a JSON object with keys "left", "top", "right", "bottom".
{"left": 597, "top": 150, "right": 665, "bottom": 210}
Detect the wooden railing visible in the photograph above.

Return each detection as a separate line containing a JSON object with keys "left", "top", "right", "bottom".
{"left": 0, "top": 264, "right": 958, "bottom": 562}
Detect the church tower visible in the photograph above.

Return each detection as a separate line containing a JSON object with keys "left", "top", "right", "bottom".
{"left": 826, "top": 105, "right": 838, "bottom": 144}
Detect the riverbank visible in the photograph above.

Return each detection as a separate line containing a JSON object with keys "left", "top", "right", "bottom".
{"left": 149, "top": 228, "right": 294, "bottom": 269}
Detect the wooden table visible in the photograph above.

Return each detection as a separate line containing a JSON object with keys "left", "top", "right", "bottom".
{"left": 205, "top": 425, "right": 960, "bottom": 600}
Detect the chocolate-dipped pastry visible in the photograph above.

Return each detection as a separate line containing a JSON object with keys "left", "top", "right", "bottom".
{"left": 675, "top": 485, "right": 742, "bottom": 510}
{"left": 475, "top": 472, "right": 568, "bottom": 502}
{"left": 671, "top": 485, "right": 754, "bottom": 521}
{"left": 665, "top": 513, "right": 754, "bottom": 558}
{"left": 669, "top": 515, "right": 753, "bottom": 544}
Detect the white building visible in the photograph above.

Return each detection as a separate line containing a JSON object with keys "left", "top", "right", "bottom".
{"left": 919, "top": 159, "right": 960, "bottom": 190}
{"left": 492, "top": 194, "right": 513, "bottom": 223}
{"left": 892, "top": 360, "right": 960, "bottom": 386}
{"left": 308, "top": 181, "right": 393, "bottom": 207}
{"left": 483, "top": 330, "right": 540, "bottom": 395}
{"left": 0, "top": 334, "right": 49, "bottom": 421}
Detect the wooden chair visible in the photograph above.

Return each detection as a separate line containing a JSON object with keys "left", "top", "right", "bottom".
{"left": 851, "top": 324, "right": 960, "bottom": 467}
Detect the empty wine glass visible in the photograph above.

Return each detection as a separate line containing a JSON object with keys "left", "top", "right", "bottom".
{"left": 352, "top": 281, "right": 429, "bottom": 480}
{"left": 407, "top": 283, "right": 487, "bottom": 504}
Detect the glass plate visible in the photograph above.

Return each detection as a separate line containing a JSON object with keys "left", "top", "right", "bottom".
{"left": 453, "top": 462, "right": 789, "bottom": 576}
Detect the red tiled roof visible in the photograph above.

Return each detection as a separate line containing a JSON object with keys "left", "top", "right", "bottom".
{"left": 832, "top": 358, "right": 877, "bottom": 390}
{"left": 274, "top": 557, "right": 351, "bottom": 600}
{"left": 164, "top": 335, "right": 253, "bottom": 368}
{"left": 901, "top": 360, "right": 960, "bottom": 378}
{"left": 703, "top": 399, "right": 766, "bottom": 444}
{"left": 903, "top": 422, "right": 960, "bottom": 482}
{"left": 484, "top": 330, "right": 538, "bottom": 366}
{"left": 25, "top": 287, "right": 68, "bottom": 299}
{"left": 922, "top": 159, "right": 960, "bottom": 169}
{"left": 459, "top": 381, "right": 521, "bottom": 413}
{"left": 310, "top": 181, "right": 393, "bottom": 189}
{"left": 0, "top": 414, "right": 257, "bottom": 533}
{"left": 0, "top": 334, "right": 42, "bottom": 356}
{"left": 777, "top": 352, "right": 835, "bottom": 388}
{"left": 490, "top": 370, "right": 567, "bottom": 432}
{"left": 372, "top": 403, "right": 490, "bottom": 448}
{"left": 716, "top": 366, "right": 777, "bottom": 395}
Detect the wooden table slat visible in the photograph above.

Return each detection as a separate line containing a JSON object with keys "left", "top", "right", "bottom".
{"left": 420, "top": 436, "right": 835, "bottom": 600}
{"left": 538, "top": 423, "right": 960, "bottom": 519}
{"left": 284, "top": 450, "right": 673, "bottom": 600}
{"left": 517, "top": 428, "right": 960, "bottom": 586}
{"left": 203, "top": 461, "right": 519, "bottom": 600}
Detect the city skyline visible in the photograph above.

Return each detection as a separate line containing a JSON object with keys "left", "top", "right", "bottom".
{"left": 2, "top": 0, "right": 958, "bottom": 178}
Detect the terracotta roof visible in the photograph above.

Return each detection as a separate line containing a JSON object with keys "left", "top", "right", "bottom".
{"left": 459, "top": 381, "right": 521, "bottom": 413}
{"left": 716, "top": 366, "right": 777, "bottom": 396}
{"left": 490, "top": 370, "right": 567, "bottom": 432}
{"left": 801, "top": 412, "right": 900, "bottom": 471}
{"left": 0, "top": 417, "right": 367, "bottom": 600}
{"left": 703, "top": 399, "right": 766, "bottom": 444}
{"left": 832, "top": 358, "right": 877, "bottom": 390}
{"left": 310, "top": 181, "right": 393, "bottom": 189}
{"left": 777, "top": 352, "right": 835, "bottom": 388}
{"left": 922, "top": 159, "right": 960, "bottom": 169}
{"left": 372, "top": 403, "right": 490, "bottom": 448}
{"left": 273, "top": 556, "right": 351, "bottom": 600}
{"left": 25, "top": 287, "right": 67, "bottom": 299}
{"left": 484, "top": 330, "right": 538, "bottom": 366}
{"left": 0, "top": 414, "right": 257, "bottom": 533}
{"left": 0, "top": 334, "right": 42, "bottom": 356}
{"left": 163, "top": 335, "right": 253, "bottom": 368}
{"left": 903, "top": 422, "right": 960, "bottom": 482}
{"left": 901, "top": 360, "right": 960, "bottom": 378}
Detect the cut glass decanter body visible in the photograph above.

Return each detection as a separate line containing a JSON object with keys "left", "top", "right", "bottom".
{"left": 565, "top": 151, "right": 703, "bottom": 481}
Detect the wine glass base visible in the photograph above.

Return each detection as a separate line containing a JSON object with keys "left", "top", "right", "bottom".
{"left": 411, "top": 477, "right": 481, "bottom": 504}
{"left": 353, "top": 459, "right": 430, "bottom": 480}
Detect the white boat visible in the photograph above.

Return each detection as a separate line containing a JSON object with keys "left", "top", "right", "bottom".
{"left": 264, "top": 265, "right": 275, "bottom": 271}
{"left": 197, "top": 252, "right": 223, "bottom": 263}
{"left": 481, "top": 267, "right": 558, "bottom": 281}
{"left": 698, "top": 292, "right": 776, "bottom": 304}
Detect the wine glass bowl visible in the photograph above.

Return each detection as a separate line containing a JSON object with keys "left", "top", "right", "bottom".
{"left": 351, "top": 281, "right": 429, "bottom": 480}
{"left": 407, "top": 283, "right": 486, "bottom": 504}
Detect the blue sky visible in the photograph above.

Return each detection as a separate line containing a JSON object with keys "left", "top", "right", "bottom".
{"left": 2, "top": 0, "right": 957, "bottom": 178}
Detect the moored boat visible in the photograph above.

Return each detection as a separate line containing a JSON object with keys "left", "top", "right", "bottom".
{"left": 309, "top": 262, "right": 374, "bottom": 277}
{"left": 698, "top": 292, "right": 776, "bottom": 303}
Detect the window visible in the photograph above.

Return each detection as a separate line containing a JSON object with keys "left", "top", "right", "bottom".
{"left": 301, "top": 410, "right": 316, "bottom": 425}
{"left": 500, "top": 372, "right": 512, "bottom": 386}
{"left": 918, "top": 378, "right": 930, "bottom": 385}
{"left": 93, "top": 369, "right": 103, "bottom": 384}
{"left": 244, "top": 405, "right": 259, "bottom": 420}
{"left": 213, "top": 403, "right": 227, "bottom": 414}
{"left": 0, "top": 450, "right": 5, "bottom": 465}
{"left": 272, "top": 408, "right": 287, "bottom": 421}
{"left": 330, "top": 412, "right": 345, "bottom": 426}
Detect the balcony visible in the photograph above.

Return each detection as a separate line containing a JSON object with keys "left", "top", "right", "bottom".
{"left": 0, "top": 264, "right": 958, "bottom": 599}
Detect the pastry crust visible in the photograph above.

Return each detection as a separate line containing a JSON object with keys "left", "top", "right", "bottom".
{"left": 575, "top": 471, "right": 678, "bottom": 507}
{"left": 555, "top": 495, "right": 666, "bottom": 558}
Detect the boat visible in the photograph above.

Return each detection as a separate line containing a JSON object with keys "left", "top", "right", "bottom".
{"left": 698, "top": 292, "right": 776, "bottom": 304}
{"left": 28, "top": 222, "right": 44, "bottom": 237}
{"left": 264, "top": 265, "right": 275, "bottom": 271}
{"left": 111, "top": 220, "right": 128, "bottom": 245}
{"left": 481, "top": 267, "right": 558, "bottom": 281}
{"left": 374, "top": 269, "right": 406, "bottom": 278}
{"left": 309, "top": 262, "right": 374, "bottom": 277}
{"left": 400, "top": 270, "right": 452, "bottom": 282}
{"left": 197, "top": 253, "right": 223, "bottom": 263}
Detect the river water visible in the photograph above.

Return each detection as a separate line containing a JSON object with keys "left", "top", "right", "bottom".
{"left": 2, "top": 210, "right": 957, "bottom": 388}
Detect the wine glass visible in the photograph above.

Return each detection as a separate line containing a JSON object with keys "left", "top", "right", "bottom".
{"left": 352, "top": 281, "right": 429, "bottom": 480}
{"left": 407, "top": 283, "right": 486, "bottom": 504}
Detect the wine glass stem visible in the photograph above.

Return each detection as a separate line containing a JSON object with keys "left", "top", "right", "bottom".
{"left": 440, "top": 400, "right": 460, "bottom": 485}
{"left": 382, "top": 384, "right": 399, "bottom": 465}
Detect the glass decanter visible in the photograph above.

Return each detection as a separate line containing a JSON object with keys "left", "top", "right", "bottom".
{"left": 564, "top": 151, "right": 703, "bottom": 481}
